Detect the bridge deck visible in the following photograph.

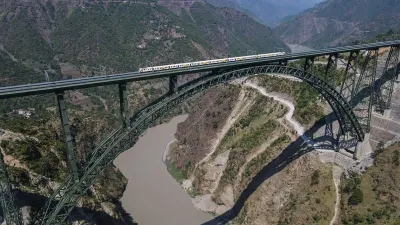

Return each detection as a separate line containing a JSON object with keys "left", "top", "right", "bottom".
{"left": 1, "top": 40, "right": 400, "bottom": 99}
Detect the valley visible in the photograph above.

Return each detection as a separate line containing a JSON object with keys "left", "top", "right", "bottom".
{"left": 1, "top": 0, "right": 400, "bottom": 224}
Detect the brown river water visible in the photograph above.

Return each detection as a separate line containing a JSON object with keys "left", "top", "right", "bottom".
{"left": 114, "top": 115, "right": 212, "bottom": 225}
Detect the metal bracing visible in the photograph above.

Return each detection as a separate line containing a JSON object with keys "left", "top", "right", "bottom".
{"left": 118, "top": 83, "right": 129, "bottom": 127}
{"left": 374, "top": 46, "right": 400, "bottom": 113}
{"left": 304, "top": 57, "right": 315, "bottom": 73}
{"left": 0, "top": 152, "right": 22, "bottom": 225}
{"left": 340, "top": 51, "right": 360, "bottom": 102}
{"left": 39, "top": 65, "right": 364, "bottom": 225}
{"left": 325, "top": 54, "right": 338, "bottom": 86}
{"left": 169, "top": 76, "right": 178, "bottom": 94}
{"left": 56, "top": 92, "right": 80, "bottom": 183}
{"left": 352, "top": 50, "right": 379, "bottom": 132}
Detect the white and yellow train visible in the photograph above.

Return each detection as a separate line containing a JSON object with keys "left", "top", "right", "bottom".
{"left": 138, "top": 52, "right": 286, "bottom": 72}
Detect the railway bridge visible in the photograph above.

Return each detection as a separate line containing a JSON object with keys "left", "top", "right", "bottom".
{"left": 0, "top": 40, "right": 400, "bottom": 224}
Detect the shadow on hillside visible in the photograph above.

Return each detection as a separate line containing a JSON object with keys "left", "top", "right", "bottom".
{"left": 202, "top": 62, "right": 400, "bottom": 225}
{"left": 201, "top": 114, "right": 329, "bottom": 225}
{"left": 9, "top": 190, "right": 138, "bottom": 225}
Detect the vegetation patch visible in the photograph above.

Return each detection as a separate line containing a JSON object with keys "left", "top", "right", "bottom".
{"left": 340, "top": 143, "right": 400, "bottom": 225}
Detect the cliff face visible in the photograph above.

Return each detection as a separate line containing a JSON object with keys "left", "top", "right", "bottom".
{"left": 274, "top": 0, "right": 400, "bottom": 48}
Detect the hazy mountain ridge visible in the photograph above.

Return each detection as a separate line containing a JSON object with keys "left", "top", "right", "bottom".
{"left": 274, "top": 0, "right": 400, "bottom": 48}
{"left": 206, "top": 0, "right": 323, "bottom": 27}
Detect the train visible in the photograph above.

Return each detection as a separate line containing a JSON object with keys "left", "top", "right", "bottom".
{"left": 138, "top": 52, "right": 286, "bottom": 72}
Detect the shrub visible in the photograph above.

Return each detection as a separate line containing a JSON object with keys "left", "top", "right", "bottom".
{"left": 311, "top": 170, "right": 320, "bottom": 186}
{"left": 348, "top": 188, "right": 364, "bottom": 205}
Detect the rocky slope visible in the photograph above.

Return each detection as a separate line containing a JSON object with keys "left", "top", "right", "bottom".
{"left": 168, "top": 75, "right": 340, "bottom": 224}
{"left": 274, "top": 0, "right": 400, "bottom": 48}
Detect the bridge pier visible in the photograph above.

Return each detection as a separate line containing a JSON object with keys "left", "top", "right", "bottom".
{"left": 169, "top": 76, "right": 178, "bottom": 94}
{"left": 355, "top": 133, "right": 372, "bottom": 160}
{"left": 118, "top": 82, "right": 129, "bottom": 127}
{"left": 57, "top": 91, "right": 80, "bottom": 183}
{"left": 384, "top": 108, "right": 392, "bottom": 118}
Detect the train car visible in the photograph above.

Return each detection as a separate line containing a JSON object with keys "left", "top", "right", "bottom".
{"left": 138, "top": 52, "right": 285, "bottom": 72}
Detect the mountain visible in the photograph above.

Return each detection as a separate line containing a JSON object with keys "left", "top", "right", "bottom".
{"left": 0, "top": 0, "right": 289, "bottom": 86}
{"left": 274, "top": 0, "right": 400, "bottom": 48}
{"left": 206, "top": 0, "right": 324, "bottom": 27}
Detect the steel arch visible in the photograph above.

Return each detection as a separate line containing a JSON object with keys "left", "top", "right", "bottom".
{"left": 37, "top": 65, "right": 364, "bottom": 225}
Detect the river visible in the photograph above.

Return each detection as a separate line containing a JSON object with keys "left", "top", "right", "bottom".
{"left": 114, "top": 115, "right": 212, "bottom": 225}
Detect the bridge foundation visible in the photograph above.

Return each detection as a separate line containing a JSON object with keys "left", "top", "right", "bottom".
{"left": 355, "top": 133, "right": 372, "bottom": 160}
{"left": 57, "top": 91, "right": 80, "bottom": 183}
{"left": 384, "top": 109, "right": 392, "bottom": 118}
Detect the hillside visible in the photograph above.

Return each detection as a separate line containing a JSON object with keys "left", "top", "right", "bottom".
{"left": 0, "top": 0, "right": 289, "bottom": 86}
{"left": 274, "top": 0, "right": 400, "bottom": 48}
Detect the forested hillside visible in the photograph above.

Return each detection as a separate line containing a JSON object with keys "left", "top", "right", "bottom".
{"left": 0, "top": 0, "right": 288, "bottom": 85}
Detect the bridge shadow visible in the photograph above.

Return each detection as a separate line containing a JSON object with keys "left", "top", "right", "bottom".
{"left": 8, "top": 190, "right": 138, "bottom": 225}
{"left": 201, "top": 63, "right": 400, "bottom": 224}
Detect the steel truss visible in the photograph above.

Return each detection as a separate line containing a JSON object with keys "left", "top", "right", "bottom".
{"left": 0, "top": 153, "right": 22, "bottom": 225}
{"left": 352, "top": 49, "right": 378, "bottom": 132}
{"left": 37, "top": 65, "right": 364, "bottom": 225}
{"left": 374, "top": 46, "right": 400, "bottom": 113}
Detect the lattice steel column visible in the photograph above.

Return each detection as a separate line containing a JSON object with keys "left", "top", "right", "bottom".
{"left": 325, "top": 53, "right": 338, "bottom": 86}
{"left": 0, "top": 152, "right": 22, "bottom": 225}
{"left": 169, "top": 76, "right": 178, "bottom": 94}
{"left": 352, "top": 49, "right": 378, "bottom": 132}
{"left": 57, "top": 92, "right": 79, "bottom": 183}
{"left": 374, "top": 46, "right": 400, "bottom": 113}
{"left": 340, "top": 51, "right": 360, "bottom": 102}
{"left": 118, "top": 83, "right": 129, "bottom": 127}
{"left": 304, "top": 57, "right": 315, "bottom": 74}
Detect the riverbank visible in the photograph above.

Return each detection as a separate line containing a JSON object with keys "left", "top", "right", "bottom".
{"left": 114, "top": 115, "right": 212, "bottom": 225}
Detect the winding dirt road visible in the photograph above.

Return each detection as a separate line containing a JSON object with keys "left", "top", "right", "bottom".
{"left": 244, "top": 81, "right": 340, "bottom": 225}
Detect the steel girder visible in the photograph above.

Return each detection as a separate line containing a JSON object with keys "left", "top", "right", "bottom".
{"left": 37, "top": 65, "right": 364, "bottom": 225}
{"left": 374, "top": 46, "right": 400, "bottom": 113}
{"left": 0, "top": 153, "right": 22, "bottom": 225}
{"left": 352, "top": 50, "right": 378, "bottom": 132}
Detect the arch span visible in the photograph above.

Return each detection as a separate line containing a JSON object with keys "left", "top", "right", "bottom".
{"left": 39, "top": 65, "right": 364, "bottom": 225}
